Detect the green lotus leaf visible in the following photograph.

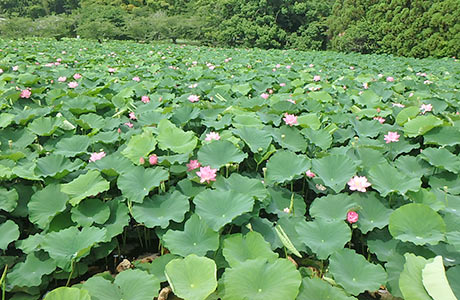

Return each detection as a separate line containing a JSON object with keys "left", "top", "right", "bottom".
{"left": 132, "top": 190, "right": 189, "bottom": 229}
{"left": 77, "top": 113, "right": 105, "bottom": 130}
{"left": 272, "top": 125, "right": 308, "bottom": 152}
{"left": 162, "top": 214, "right": 219, "bottom": 257}
{"left": 447, "top": 265, "right": 460, "bottom": 299}
{"left": 0, "top": 113, "right": 14, "bottom": 128}
{"left": 71, "top": 198, "right": 111, "bottom": 227}
{"left": 83, "top": 269, "right": 160, "bottom": 300}
{"left": 103, "top": 200, "right": 130, "bottom": 240}
{"left": 197, "top": 140, "right": 247, "bottom": 169}
{"left": 303, "top": 128, "right": 332, "bottom": 150}
{"left": 117, "top": 166, "right": 169, "bottom": 203}
{"left": 88, "top": 153, "right": 132, "bottom": 177}
{"left": 403, "top": 115, "right": 443, "bottom": 137}
{"left": 368, "top": 162, "right": 421, "bottom": 196}
{"left": 121, "top": 130, "right": 157, "bottom": 164}
{"left": 0, "top": 220, "right": 20, "bottom": 250}
{"left": 232, "top": 126, "right": 272, "bottom": 153}
{"left": 309, "top": 90, "right": 332, "bottom": 102}
{"left": 61, "top": 170, "right": 110, "bottom": 206}
{"left": 43, "top": 287, "right": 91, "bottom": 300}
{"left": 0, "top": 187, "right": 18, "bottom": 212}
{"left": 312, "top": 155, "right": 357, "bottom": 193}
{"left": 266, "top": 187, "right": 306, "bottom": 216}
{"left": 223, "top": 231, "right": 278, "bottom": 267}
{"left": 223, "top": 258, "right": 301, "bottom": 300}
{"left": 422, "top": 256, "right": 458, "bottom": 300}
{"left": 296, "top": 219, "right": 351, "bottom": 259}
{"left": 420, "top": 147, "right": 460, "bottom": 174}
{"left": 54, "top": 135, "right": 91, "bottom": 157}
{"left": 309, "top": 194, "right": 357, "bottom": 222}
{"left": 193, "top": 188, "right": 254, "bottom": 231}
{"left": 329, "top": 248, "right": 387, "bottom": 295}
{"left": 232, "top": 83, "right": 251, "bottom": 95}
{"left": 424, "top": 126, "right": 460, "bottom": 146}
{"left": 157, "top": 119, "right": 197, "bottom": 154}
{"left": 28, "top": 184, "right": 69, "bottom": 229}
{"left": 351, "top": 192, "right": 392, "bottom": 233}
{"left": 35, "top": 154, "right": 84, "bottom": 178}
{"left": 395, "top": 106, "right": 420, "bottom": 125}
{"left": 389, "top": 203, "right": 446, "bottom": 245}
{"left": 7, "top": 252, "right": 57, "bottom": 287}
{"left": 297, "top": 113, "right": 321, "bottom": 130}
{"left": 134, "top": 254, "right": 179, "bottom": 282}
{"left": 296, "top": 277, "right": 357, "bottom": 300}
{"left": 394, "top": 155, "right": 430, "bottom": 179}
{"left": 214, "top": 173, "right": 268, "bottom": 201}
{"left": 165, "top": 254, "right": 217, "bottom": 300}
{"left": 27, "top": 116, "right": 62, "bottom": 136}
{"left": 41, "top": 226, "right": 107, "bottom": 271}
{"left": 265, "top": 150, "right": 310, "bottom": 184}
{"left": 399, "top": 253, "right": 432, "bottom": 300}
{"left": 429, "top": 172, "right": 460, "bottom": 194}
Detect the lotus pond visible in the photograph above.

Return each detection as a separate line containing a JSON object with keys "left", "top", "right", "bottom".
{"left": 0, "top": 38, "right": 460, "bottom": 300}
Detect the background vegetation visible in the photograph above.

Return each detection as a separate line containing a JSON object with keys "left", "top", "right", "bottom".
{"left": 0, "top": 0, "right": 458, "bottom": 63}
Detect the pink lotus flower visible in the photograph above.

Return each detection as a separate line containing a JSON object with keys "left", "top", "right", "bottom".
{"left": 373, "top": 116, "right": 385, "bottom": 124}
{"left": 73, "top": 73, "right": 82, "bottom": 80}
{"left": 12, "top": 66, "right": 18, "bottom": 71}
{"left": 305, "top": 170, "right": 316, "bottom": 178}
{"left": 141, "top": 96, "right": 150, "bottom": 103}
{"left": 350, "top": 66, "right": 355, "bottom": 70}
{"left": 188, "top": 95, "right": 200, "bottom": 102}
{"left": 68, "top": 82, "right": 78, "bottom": 88}
{"left": 313, "top": 75, "right": 321, "bottom": 82}
{"left": 89, "top": 151, "right": 106, "bottom": 162}
{"left": 149, "top": 154, "right": 158, "bottom": 165}
{"left": 129, "top": 112, "right": 136, "bottom": 120}
{"left": 286, "top": 65, "right": 291, "bottom": 69}
{"left": 0, "top": 69, "right": 3, "bottom": 74}
{"left": 58, "top": 76, "right": 67, "bottom": 82}
{"left": 392, "top": 103, "right": 405, "bottom": 108}
{"left": 276, "top": 64, "right": 281, "bottom": 68}
{"left": 186, "top": 160, "right": 201, "bottom": 171}
{"left": 260, "top": 93, "right": 269, "bottom": 100}
{"left": 309, "top": 64, "right": 314, "bottom": 68}
{"left": 363, "top": 82, "right": 369, "bottom": 89}
{"left": 347, "top": 176, "right": 371, "bottom": 192}
{"left": 280, "top": 83, "right": 286, "bottom": 87}
{"left": 420, "top": 103, "right": 432, "bottom": 114}
{"left": 283, "top": 207, "right": 290, "bottom": 213}
{"left": 20, "top": 89, "right": 31, "bottom": 98}
{"left": 386, "top": 76, "right": 394, "bottom": 82}
{"left": 124, "top": 122, "right": 134, "bottom": 128}
{"left": 286, "top": 99, "right": 296, "bottom": 104}
{"left": 384, "top": 131, "right": 400, "bottom": 143}
{"left": 132, "top": 76, "right": 140, "bottom": 82}
{"left": 347, "top": 211, "right": 359, "bottom": 224}
{"left": 208, "top": 65, "right": 215, "bottom": 70}
{"left": 196, "top": 166, "right": 217, "bottom": 184}
{"left": 283, "top": 113, "right": 298, "bottom": 126}
{"left": 139, "top": 157, "right": 145, "bottom": 164}
{"left": 108, "top": 68, "right": 116, "bottom": 73}
{"left": 205, "top": 132, "right": 220, "bottom": 141}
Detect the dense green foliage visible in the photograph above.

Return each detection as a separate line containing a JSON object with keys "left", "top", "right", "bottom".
{"left": 1, "top": 37, "right": 460, "bottom": 300}
{"left": 0, "top": 0, "right": 459, "bottom": 57}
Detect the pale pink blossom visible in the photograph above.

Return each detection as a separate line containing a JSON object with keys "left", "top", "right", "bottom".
{"left": 205, "top": 132, "right": 220, "bottom": 141}
{"left": 386, "top": 76, "right": 394, "bottom": 82}
{"left": 373, "top": 116, "right": 385, "bottom": 124}
{"left": 89, "top": 151, "right": 106, "bottom": 162}
{"left": 347, "top": 211, "right": 359, "bottom": 224}
{"left": 409, "top": 92, "right": 414, "bottom": 97}
{"left": 208, "top": 65, "right": 215, "bottom": 70}
{"left": 420, "top": 104, "right": 432, "bottom": 114}
{"left": 12, "top": 66, "right": 18, "bottom": 71}
{"left": 313, "top": 75, "right": 321, "bottom": 82}
{"left": 276, "top": 64, "right": 281, "bottom": 68}
{"left": 124, "top": 122, "right": 133, "bottom": 128}
{"left": 20, "top": 89, "right": 31, "bottom": 98}
{"left": 305, "top": 170, "right": 316, "bottom": 178}
{"left": 286, "top": 99, "right": 296, "bottom": 104}
{"left": 424, "top": 80, "right": 433, "bottom": 85}
{"left": 0, "top": 69, "right": 3, "bottom": 74}
{"left": 149, "top": 154, "right": 158, "bottom": 165}
{"left": 68, "top": 82, "right": 78, "bottom": 88}
{"left": 260, "top": 93, "right": 269, "bottom": 100}
{"left": 188, "top": 95, "right": 200, "bottom": 102}
{"left": 309, "top": 64, "right": 314, "bottom": 68}
{"left": 350, "top": 66, "right": 355, "bottom": 70}
{"left": 196, "top": 166, "right": 217, "bottom": 184}
{"left": 286, "top": 65, "right": 291, "bottom": 69}
{"left": 384, "top": 131, "right": 400, "bottom": 143}
{"left": 58, "top": 76, "right": 66, "bottom": 82}
{"left": 73, "top": 73, "right": 82, "bottom": 80}
{"left": 188, "top": 83, "right": 198, "bottom": 88}
{"left": 129, "top": 112, "right": 136, "bottom": 120}
{"left": 392, "top": 103, "right": 405, "bottom": 108}
{"left": 141, "top": 96, "right": 150, "bottom": 103}
{"left": 363, "top": 82, "right": 369, "bottom": 89}
{"left": 139, "top": 157, "right": 145, "bottom": 164}
{"left": 283, "top": 113, "right": 298, "bottom": 126}
{"left": 186, "top": 160, "right": 201, "bottom": 171}
{"left": 280, "top": 83, "right": 286, "bottom": 87}
{"left": 347, "top": 176, "right": 371, "bottom": 192}
{"left": 283, "top": 207, "right": 290, "bottom": 213}
{"left": 108, "top": 68, "right": 116, "bottom": 73}
{"left": 132, "top": 76, "right": 140, "bottom": 82}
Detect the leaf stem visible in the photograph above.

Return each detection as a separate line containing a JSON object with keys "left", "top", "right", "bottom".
{"left": 66, "top": 260, "right": 75, "bottom": 287}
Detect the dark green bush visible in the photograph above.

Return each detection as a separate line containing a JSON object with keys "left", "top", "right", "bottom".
{"left": 0, "top": 17, "right": 35, "bottom": 38}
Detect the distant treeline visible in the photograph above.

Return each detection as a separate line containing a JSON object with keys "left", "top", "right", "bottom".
{"left": 0, "top": 0, "right": 458, "bottom": 58}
